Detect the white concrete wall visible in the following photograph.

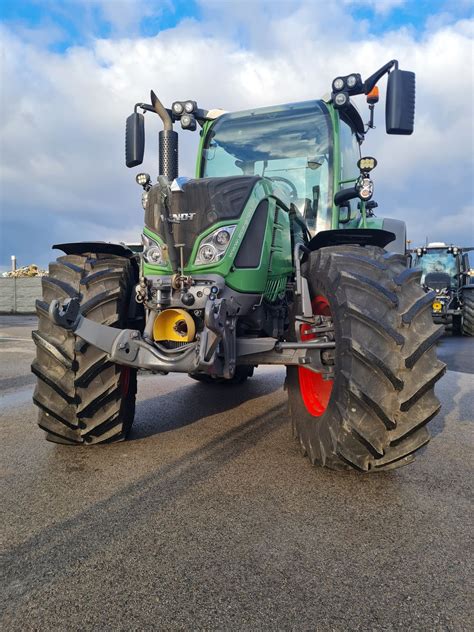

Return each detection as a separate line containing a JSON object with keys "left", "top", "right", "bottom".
{"left": 0, "top": 278, "right": 42, "bottom": 313}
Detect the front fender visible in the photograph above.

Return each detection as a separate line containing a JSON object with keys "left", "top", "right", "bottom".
{"left": 53, "top": 241, "right": 135, "bottom": 258}
{"left": 307, "top": 228, "right": 395, "bottom": 251}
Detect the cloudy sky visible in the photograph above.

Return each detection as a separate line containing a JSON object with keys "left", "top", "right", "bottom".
{"left": 0, "top": 0, "right": 473, "bottom": 270}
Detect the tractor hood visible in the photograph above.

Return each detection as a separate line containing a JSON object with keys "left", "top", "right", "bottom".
{"left": 144, "top": 175, "right": 261, "bottom": 265}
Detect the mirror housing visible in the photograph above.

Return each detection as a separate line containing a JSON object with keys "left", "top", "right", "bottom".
{"left": 339, "top": 203, "right": 352, "bottom": 224}
{"left": 385, "top": 69, "right": 415, "bottom": 135}
{"left": 125, "top": 112, "right": 145, "bottom": 167}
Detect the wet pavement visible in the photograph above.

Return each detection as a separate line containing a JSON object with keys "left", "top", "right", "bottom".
{"left": 0, "top": 316, "right": 473, "bottom": 631}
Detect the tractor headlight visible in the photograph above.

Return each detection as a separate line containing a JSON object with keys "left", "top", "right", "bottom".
{"left": 147, "top": 247, "right": 164, "bottom": 265}
{"left": 142, "top": 233, "right": 166, "bottom": 266}
{"left": 347, "top": 74, "right": 358, "bottom": 88}
{"left": 172, "top": 101, "right": 184, "bottom": 115}
{"left": 181, "top": 114, "right": 197, "bottom": 131}
{"left": 141, "top": 191, "right": 149, "bottom": 210}
{"left": 195, "top": 225, "right": 237, "bottom": 266}
{"left": 215, "top": 229, "right": 231, "bottom": 246}
{"left": 333, "top": 77, "right": 345, "bottom": 91}
{"left": 334, "top": 92, "right": 349, "bottom": 107}
{"left": 197, "top": 244, "right": 218, "bottom": 263}
{"left": 357, "top": 176, "right": 374, "bottom": 201}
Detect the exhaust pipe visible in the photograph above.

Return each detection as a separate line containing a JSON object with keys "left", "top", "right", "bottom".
{"left": 151, "top": 90, "right": 178, "bottom": 181}
{"left": 150, "top": 90, "right": 179, "bottom": 273}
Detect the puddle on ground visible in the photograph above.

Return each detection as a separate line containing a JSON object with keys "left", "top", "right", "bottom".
{"left": 0, "top": 387, "right": 34, "bottom": 410}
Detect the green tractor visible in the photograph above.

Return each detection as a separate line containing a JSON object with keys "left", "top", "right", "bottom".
{"left": 32, "top": 60, "right": 446, "bottom": 472}
{"left": 412, "top": 242, "right": 474, "bottom": 335}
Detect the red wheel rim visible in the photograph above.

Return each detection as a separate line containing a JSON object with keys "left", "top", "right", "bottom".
{"left": 120, "top": 367, "right": 131, "bottom": 397}
{"left": 298, "top": 294, "right": 334, "bottom": 417}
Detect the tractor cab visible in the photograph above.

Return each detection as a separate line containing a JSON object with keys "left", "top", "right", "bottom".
{"left": 198, "top": 100, "right": 343, "bottom": 235}
{"left": 413, "top": 244, "right": 461, "bottom": 290}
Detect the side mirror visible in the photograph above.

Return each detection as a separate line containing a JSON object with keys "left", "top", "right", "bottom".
{"left": 385, "top": 69, "right": 415, "bottom": 135}
{"left": 125, "top": 112, "right": 145, "bottom": 167}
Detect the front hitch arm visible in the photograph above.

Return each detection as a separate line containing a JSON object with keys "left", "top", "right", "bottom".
{"left": 48, "top": 298, "right": 199, "bottom": 372}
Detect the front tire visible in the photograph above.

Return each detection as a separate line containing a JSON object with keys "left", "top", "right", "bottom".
{"left": 32, "top": 253, "right": 138, "bottom": 445}
{"left": 287, "top": 245, "right": 446, "bottom": 472}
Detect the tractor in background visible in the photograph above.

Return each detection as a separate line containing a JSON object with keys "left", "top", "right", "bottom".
{"left": 413, "top": 243, "right": 474, "bottom": 335}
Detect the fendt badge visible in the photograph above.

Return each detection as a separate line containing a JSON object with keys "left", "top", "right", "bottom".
{"left": 161, "top": 212, "right": 197, "bottom": 222}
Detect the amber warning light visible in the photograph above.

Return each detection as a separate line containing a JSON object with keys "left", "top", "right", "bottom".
{"left": 367, "top": 86, "right": 379, "bottom": 104}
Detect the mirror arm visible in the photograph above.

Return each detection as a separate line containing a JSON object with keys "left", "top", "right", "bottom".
{"left": 363, "top": 60, "right": 398, "bottom": 94}
{"left": 340, "top": 60, "right": 398, "bottom": 98}
{"left": 134, "top": 102, "right": 154, "bottom": 114}
{"left": 135, "top": 101, "right": 212, "bottom": 126}
{"left": 334, "top": 187, "right": 358, "bottom": 206}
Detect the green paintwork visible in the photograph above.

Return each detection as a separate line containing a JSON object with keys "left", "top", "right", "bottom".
{"left": 195, "top": 119, "right": 213, "bottom": 178}
{"left": 340, "top": 215, "right": 384, "bottom": 230}
{"left": 325, "top": 102, "right": 342, "bottom": 231}
{"left": 143, "top": 98, "right": 391, "bottom": 295}
{"left": 142, "top": 178, "right": 293, "bottom": 299}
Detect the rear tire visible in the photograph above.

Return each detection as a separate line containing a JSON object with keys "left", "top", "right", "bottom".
{"left": 32, "top": 253, "right": 138, "bottom": 445}
{"left": 461, "top": 291, "right": 474, "bottom": 336}
{"left": 287, "top": 245, "right": 446, "bottom": 472}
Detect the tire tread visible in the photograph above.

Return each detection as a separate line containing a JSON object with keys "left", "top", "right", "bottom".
{"left": 32, "top": 253, "right": 137, "bottom": 445}
{"left": 287, "top": 244, "right": 445, "bottom": 472}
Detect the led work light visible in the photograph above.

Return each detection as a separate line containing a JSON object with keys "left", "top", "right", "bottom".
{"left": 136, "top": 172, "right": 151, "bottom": 188}
{"left": 357, "top": 157, "right": 377, "bottom": 173}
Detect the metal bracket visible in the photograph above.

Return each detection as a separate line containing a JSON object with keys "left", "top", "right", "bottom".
{"left": 204, "top": 298, "right": 238, "bottom": 379}
{"left": 294, "top": 244, "right": 313, "bottom": 318}
{"left": 48, "top": 298, "right": 335, "bottom": 378}
{"left": 49, "top": 298, "right": 81, "bottom": 330}
{"left": 236, "top": 336, "right": 335, "bottom": 376}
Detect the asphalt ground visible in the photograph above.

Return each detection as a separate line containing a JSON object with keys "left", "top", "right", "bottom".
{"left": 0, "top": 315, "right": 473, "bottom": 631}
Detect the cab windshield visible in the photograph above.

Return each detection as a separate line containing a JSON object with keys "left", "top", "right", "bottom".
{"left": 201, "top": 100, "right": 333, "bottom": 234}
{"left": 414, "top": 249, "right": 459, "bottom": 286}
